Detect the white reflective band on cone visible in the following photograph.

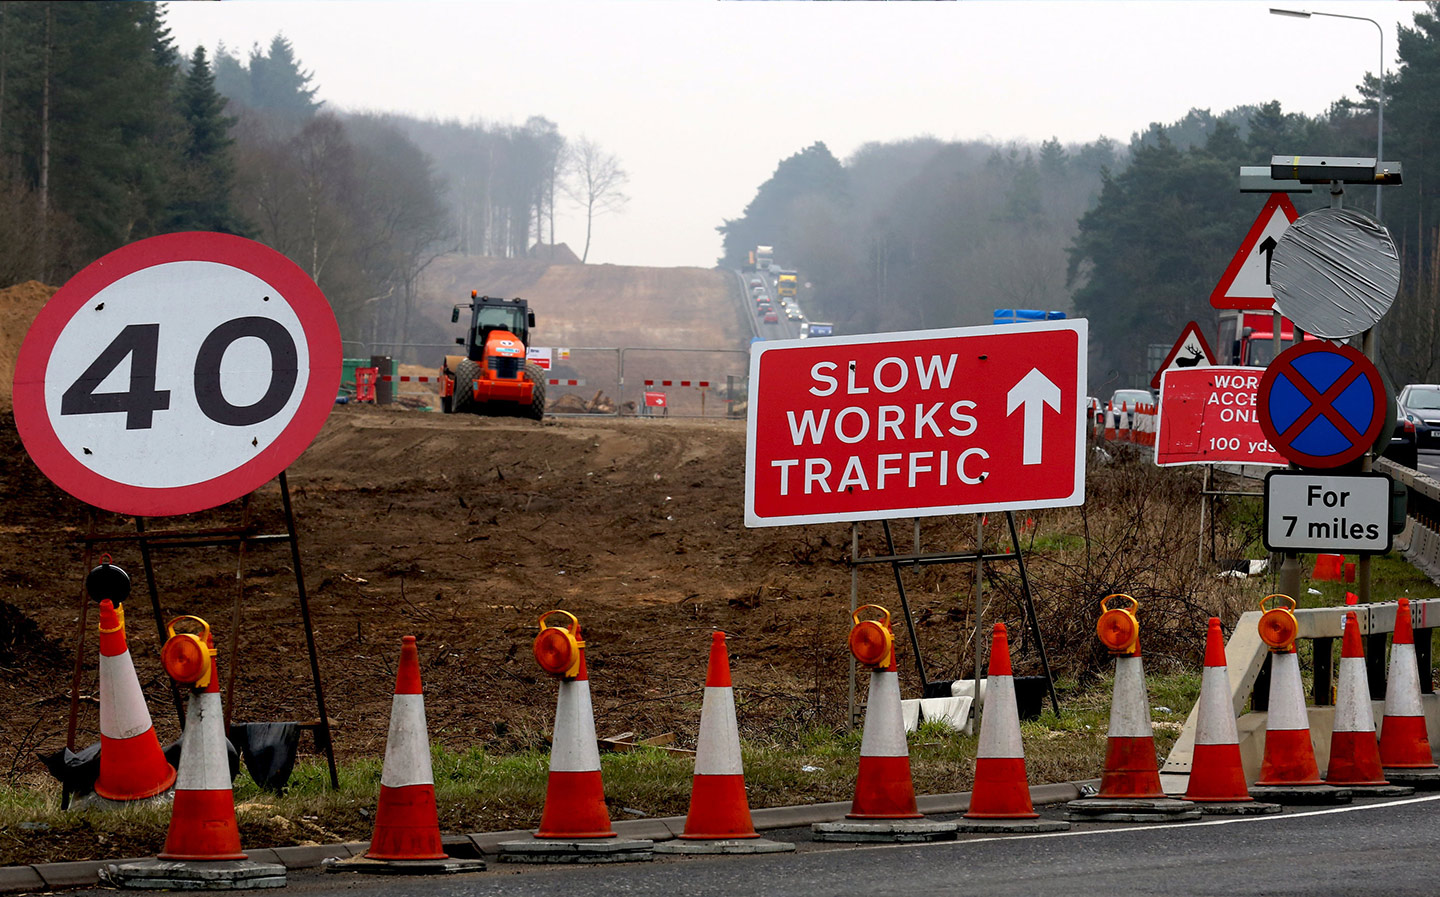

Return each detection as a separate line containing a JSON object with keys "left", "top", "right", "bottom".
{"left": 976, "top": 676, "right": 1023, "bottom": 759}
{"left": 694, "top": 686, "right": 743, "bottom": 776}
{"left": 1333, "top": 658, "right": 1377, "bottom": 733}
{"left": 550, "top": 679, "right": 603, "bottom": 772}
{"left": 99, "top": 650, "right": 155, "bottom": 740}
{"left": 859, "top": 671, "right": 908, "bottom": 758}
{"left": 1107, "top": 656, "right": 1154, "bottom": 738}
{"left": 1385, "top": 645, "right": 1425, "bottom": 717}
{"left": 174, "top": 691, "right": 231, "bottom": 791}
{"left": 380, "top": 694, "right": 434, "bottom": 788}
{"left": 1267, "top": 653, "right": 1310, "bottom": 731}
{"left": 1194, "top": 665, "right": 1239, "bottom": 746}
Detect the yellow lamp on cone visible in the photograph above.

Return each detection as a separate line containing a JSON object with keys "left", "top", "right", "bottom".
{"left": 534, "top": 609, "right": 584, "bottom": 679}
{"left": 1258, "top": 594, "right": 1298, "bottom": 653}
{"left": 1097, "top": 594, "right": 1141, "bottom": 656}
{"left": 849, "top": 604, "right": 895, "bottom": 669}
{"left": 161, "top": 616, "right": 215, "bottom": 689}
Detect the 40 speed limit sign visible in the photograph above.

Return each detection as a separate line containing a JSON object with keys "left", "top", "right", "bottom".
{"left": 13, "top": 232, "right": 341, "bottom": 516}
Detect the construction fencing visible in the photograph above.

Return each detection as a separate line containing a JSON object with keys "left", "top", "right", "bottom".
{"left": 342, "top": 341, "right": 751, "bottom": 418}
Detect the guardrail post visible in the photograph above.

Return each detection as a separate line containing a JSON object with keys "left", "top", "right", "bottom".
{"left": 1312, "top": 637, "right": 1334, "bottom": 705}
{"left": 1418, "top": 629, "right": 1434, "bottom": 694}
{"left": 1366, "top": 632, "right": 1388, "bottom": 700}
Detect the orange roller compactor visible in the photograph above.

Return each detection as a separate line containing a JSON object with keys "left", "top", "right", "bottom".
{"left": 439, "top": 293, "right": 546, "bottom": 420}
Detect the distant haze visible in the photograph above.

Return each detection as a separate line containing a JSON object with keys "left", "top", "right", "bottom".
{"left": 164, "top": 1, "right": 1413, "bottom": 269}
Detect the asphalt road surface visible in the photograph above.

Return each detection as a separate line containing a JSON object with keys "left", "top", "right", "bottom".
{"left": 1418, "top": 450, "right": 1440, "bottom": 480}
{"left": 80, "top": 793, "right": 1440, "bottom": 897}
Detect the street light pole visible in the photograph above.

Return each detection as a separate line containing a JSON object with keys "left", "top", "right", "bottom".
{"left": 1270, "top": 8, "right": 1385, "bottom": 219}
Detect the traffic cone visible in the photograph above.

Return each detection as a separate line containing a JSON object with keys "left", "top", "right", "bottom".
{"left": 535, "top": 624, "right": 615, "bottom": 839}
{"left": 680, "top": 632, "right": 756, "bottom": 839}
{"left": 159, "top": 641, "right": 243, "bottom": 861}
{"left": 847, "top": 649, "right": 922, "bottom": 820}
{"left": 1185, "top": 618, "right": 1254, "bottom": 804}
{"left": 1326, "top": 612, "right": 1389, "bottom": 787}
{"left": 366, "top": 636, "right": 446, "bottom": 860}
{"left": 1097, "top": 650, "right": 1165, "bottom": 799}
{"left": 966, "top": 624, "right": 1036, "bottom": 819}
{"left": 1104, "top": 402, "right": 1116, "bottom": 440}
{"left": 1254, "top": 651, "right": 1322, "bottom": 787}
{"left": 94, "top": 600, "right": 176, "bottom": 802}
{"left": 1379, "top": 598, "right": 1438, "bottom": 772}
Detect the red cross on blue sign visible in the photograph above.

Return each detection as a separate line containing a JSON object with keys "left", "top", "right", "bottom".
{"left": 1256, "top": 341, "right": 1388, "bottom": 469}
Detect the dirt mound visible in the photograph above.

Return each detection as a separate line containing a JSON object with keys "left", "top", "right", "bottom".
{"left": 529, "top": 242, "right": 582, "bottom": 265}
{"left": 0, "top": 281, "right": 59, "bottom": 412}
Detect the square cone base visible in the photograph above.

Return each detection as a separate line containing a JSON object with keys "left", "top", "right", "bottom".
{"left": 327, "top": 855, "right": 486, "bottom": 875}
{"left": 497, "top": 837, "right": 653, "bottom": 864}
{"left": 952, "top": 818, "right": 1071, "bottom": 833}
{"left": 654, "top": 838, "right": 795, "bottom": 855}
{"left": 1191, "top": 800, "right": 1283, "bottom": 816}
{"left": 1064, "top": 797, "right": 1200, "bottom": 822}
{"left": 1247, "top": 784, "right": 1352, "bottom": 805}
{"left": 1382, "top": 768, "right": 1440, "bottom": 790}
{"left": 111, "top": 859, "right": 286, "bottom": 890}
{"left": 810, "top": 820, "right": 956, "bottom": 843}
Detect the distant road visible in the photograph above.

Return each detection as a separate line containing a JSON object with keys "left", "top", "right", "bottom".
{"left": 194, "top": 793, "right": 1440, "bottom": 897}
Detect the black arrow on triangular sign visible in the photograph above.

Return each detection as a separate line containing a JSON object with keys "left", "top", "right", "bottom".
{"left": 1260, "top": 236, "right": 1278, "bottom": 284}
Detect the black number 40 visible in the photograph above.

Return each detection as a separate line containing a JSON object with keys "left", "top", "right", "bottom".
{"left": 60, "top": 318, "right": 298, "bottom": 430}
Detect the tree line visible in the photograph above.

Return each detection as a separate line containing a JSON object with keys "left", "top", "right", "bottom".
{"left": 0, "top": 2, "right": 627, "bottom": 352}
{"left": 723, "top": 2, "right": 1440, "bottom": 392}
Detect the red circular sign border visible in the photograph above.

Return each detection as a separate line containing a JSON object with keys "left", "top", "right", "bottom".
{"left": 12, "top": 232, "right": 341, "bottom": 516}
{"left": 1256, "top": 341, "right": 1387, "bottom": 469}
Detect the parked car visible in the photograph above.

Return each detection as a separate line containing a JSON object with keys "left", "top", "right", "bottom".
{"left": 1086, "top": 396, "right": 1102, "bottom": 431}
{"left": 1397, "top": 384, "right": 1440, "bottom": 450}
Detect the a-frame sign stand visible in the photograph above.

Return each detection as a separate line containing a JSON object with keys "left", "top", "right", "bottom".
{"left": 846, "top": 512, "right": 1060, "bottom": 728}
{"left": 62, "top": 471, "right": 339, "bottom": 799}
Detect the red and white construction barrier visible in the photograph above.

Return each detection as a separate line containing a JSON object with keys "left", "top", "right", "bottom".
{"left": 643, "top": 379, "right": 713, "bottom": 388}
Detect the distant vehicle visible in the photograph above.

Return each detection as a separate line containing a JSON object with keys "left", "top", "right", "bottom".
{"left": 1398, "top": 384, "right": 1440, "bottom": 450}
{"left": 756, "top": 302, "right": 771, "bottom": 315}
{"left": 752, "top": 285, "right": 767, "bottom": 297}
{"left": 1215, "top": 310, "right": 1319, "bottom": 366}
{"left": 756, "top": 245, "right": 774, "bottom": 271}
{"left": 1106, "top": 388, "right": 1153, "bottom": 431}
{"left": 993, "top": 308, "right": 1067, "bottom": 326}
{"left": 786, "top": 307, "right": 802, "bottom": 320}
{"left": 807, "top": 322, "right": 834, "bottom": 338}
{"left": 777, "top": 270, "right": 798, "bottom": 298}
{"left": 749, "top": 278, "right": 763, "bottom": 288}
{"left": 763, "top": 310, "right": 779, "bottom": 324}
{"left": 1086, "top": 396, "right": 1102, "bottom": 431}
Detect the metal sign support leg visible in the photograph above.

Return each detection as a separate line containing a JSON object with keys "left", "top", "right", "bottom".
{"left": 281, "top": 471, "right": 339, "bottom": 790}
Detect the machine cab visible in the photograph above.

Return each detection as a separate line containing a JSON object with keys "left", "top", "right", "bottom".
{"left": 452, "top": 295, "right": 535, "bottom": 361}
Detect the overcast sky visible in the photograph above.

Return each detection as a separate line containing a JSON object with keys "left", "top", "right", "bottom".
{"left": 163, "top": 1, "right": 1418, "bottom": 269}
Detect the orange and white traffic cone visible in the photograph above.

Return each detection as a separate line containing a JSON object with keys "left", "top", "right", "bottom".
{"left": 159, "top": 625, "right": 243, "bottom": 862}
{"left": 536, "top": 627, "right": 613, "bottom": 839}
{"left": 1104, "top": 402, "right": 1116, "bottom": 440}
{"left": 1326, "top": 612, "right": 1405, "bottom": 793}
{"left": 958, "top": 624, "right": 1068, "bottom": 832}
{"left": 332, "top": 637, "right": 483, "bottom": 874}
{"left": 1068, "top": 595, "right": 1197, "bottom": 821}
{"left": 814, "top": 606, "right": 955, "bottom": 842}
{"left": 1379, "top": 598, "right": 1440, "bottom": 786}
{"left": 94, "top": 600, "right": 176, "bottom": 803}
{"left": 1251, "top": 595, "right": 1348, "bottom": 804}
{"left": 111, "top": 617, "right": 286, "bottom": 890}
{"left": 367, "top": 636, "right": 446, "bottom": 860}
{"left": 1185, "top": 618, "right": 1277, "bottom": 814}
{"left": 656, "top": 632, "right": 794, "bottom": 855}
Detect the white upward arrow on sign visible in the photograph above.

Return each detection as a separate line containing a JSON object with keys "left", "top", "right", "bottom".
{"left": 1006, "top": 368, "right": 1062, "bottom": 466}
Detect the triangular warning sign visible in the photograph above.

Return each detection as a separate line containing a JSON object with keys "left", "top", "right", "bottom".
{"left": 1151, "top": 321, "right": 1216, "bottom": 390}
{"left": 1210, "top": 193, "right": 1299, "bottom": 311}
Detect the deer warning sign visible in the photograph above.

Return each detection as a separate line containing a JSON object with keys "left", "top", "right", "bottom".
{"left": 1151, "top": 321, "right": 1216, "bottom": 391}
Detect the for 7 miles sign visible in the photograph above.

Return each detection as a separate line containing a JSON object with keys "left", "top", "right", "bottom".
{"left": 13, "top": 232, "right": 341, "bottom": 516}
{"left": 744, "top": 321, "right": 1087, "bottom": 527}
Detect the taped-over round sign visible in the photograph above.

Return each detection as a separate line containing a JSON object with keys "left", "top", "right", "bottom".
{"left": 12, "top": 232, "right": 341, "bottom": 516}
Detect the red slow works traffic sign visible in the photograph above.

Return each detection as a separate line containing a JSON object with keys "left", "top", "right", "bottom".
{"left": 13, "top": 232, "right": 341, "bottom": 516}
{"left": 744, "top": 321, "right": 1087, "bottom": 527}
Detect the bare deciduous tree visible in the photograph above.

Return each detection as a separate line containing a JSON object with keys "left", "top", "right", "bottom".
{"left": 561, "top": 136, "right": 628, "bottom": 263}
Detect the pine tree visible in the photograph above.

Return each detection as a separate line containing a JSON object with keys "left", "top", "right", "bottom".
{"left": 167, "top": 45, "right": 245, "bottom": 233}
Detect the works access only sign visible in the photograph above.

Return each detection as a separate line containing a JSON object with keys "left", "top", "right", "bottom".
{"left": 1156, "top": 366, "right": 1286, "bottom": 467}
{"left": 744, "top": 321, "right": 1087, "bottom": 527}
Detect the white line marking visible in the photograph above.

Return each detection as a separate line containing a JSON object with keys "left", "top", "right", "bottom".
{"left": 858, "top": 793, "right": 1440, "bottom": 852}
